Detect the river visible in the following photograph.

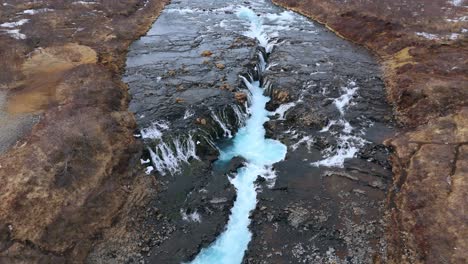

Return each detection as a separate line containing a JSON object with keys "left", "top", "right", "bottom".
{"left": 124, "top": 0, "right": 394, "bottom": 263}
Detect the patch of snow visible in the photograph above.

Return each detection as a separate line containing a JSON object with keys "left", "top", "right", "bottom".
{"left": 21, "top": 8, "right": 54, "bottom": 15}
{"left": 3, "top": 29, "right": 26, "bottom": 39}
{"left": 446, "top": 16, "right": 468, "bottom": 22}
{"left": 0, "top": 19, "right": 29, "bottom": 28}
{"left": 145, "top": 166, "right": 154, "bottom": 175}
{"left": 449, "top": 33, "right": 461, "bottom": 40}
{"left": 72, "top": 1, "right": 97, "bottom": 5}
{"left": 181, "top": 209, "right": 202, "bottom": 223}
{"left": 416, "top": 32, "right": 439, "bottom": 40}
{"left": 450, "top": 0, "right": 464, "bottom": 6}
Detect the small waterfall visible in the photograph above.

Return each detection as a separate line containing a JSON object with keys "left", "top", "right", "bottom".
{"left": 231, "top": 104, "right": 247, "bottom": 127}
{"left": 269, "top": 101, "right": 296, "bottom": 120}
{"left": 148, "top": 134, "right": 198, "bottom": 175}
{"left": 140, "top": 120, "right": 169, "bottom": 139}
{"left": 211, "top": 105, "right": 246, "bottom": 139}
{"left": 211, "top": 108, "right": 233, "bottom": 138}
{"left": 184, "top": 108, "right": 195, "bottom": 119}
{"left": 190, "top": 6, "right": 288, "bottom": 264}
{"left": 258, "top": 51, "right": 266, "bottom": 72}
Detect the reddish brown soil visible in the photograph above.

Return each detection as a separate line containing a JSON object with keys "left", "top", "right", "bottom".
{"left": 0, "top": 1, "right": 168, "bottom": 262}
{"left": 271, "top": 0, "right": 467, "bottom": 263}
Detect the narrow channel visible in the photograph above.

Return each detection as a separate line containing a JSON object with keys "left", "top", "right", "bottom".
{"left": 190, "top": 8, "right": 286, "bottom": 263}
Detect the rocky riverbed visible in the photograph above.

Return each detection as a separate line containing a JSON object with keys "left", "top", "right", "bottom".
{"left": 270, "top": 0, "right": 468, "bottom": 262}
{"left": 124, "top": 0, "right": 394, "bottom": 263}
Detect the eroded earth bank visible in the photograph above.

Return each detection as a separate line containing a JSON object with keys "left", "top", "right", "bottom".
{"left": 0, "top": 0, "right": 169, "bottom": 263}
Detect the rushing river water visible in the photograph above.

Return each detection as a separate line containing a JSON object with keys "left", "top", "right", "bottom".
{"left": 191, "top": 9, "right": 287, "bottom": 264}
{"left": 124, "top": 0, "right": 394, "bottom": 263}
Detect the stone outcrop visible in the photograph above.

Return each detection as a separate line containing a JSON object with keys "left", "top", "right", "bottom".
{"left": 0, "top": 0, "right": 168, "bottom": 262}
{"left": 271, "top": 0, "right": 468, "bottom": 262}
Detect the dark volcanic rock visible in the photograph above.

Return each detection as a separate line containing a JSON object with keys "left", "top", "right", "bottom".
{"left": 123, "top": 0, "right": 258, "bottom": 263}
{"left": 271, "top": 0, "right": 468, "bottom": 262}
{"left": 227, "top": 156, "right": 247, "bottom": 174}
{"left": 241, "top": 1, "right": 395, "bottom": 263}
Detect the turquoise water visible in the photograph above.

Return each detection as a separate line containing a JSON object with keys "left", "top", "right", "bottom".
{"left": 190, "top": 79, "right": 287, "bottom": 264}
{"left": 190, "top": 7, "right": 287, "bottom": 264}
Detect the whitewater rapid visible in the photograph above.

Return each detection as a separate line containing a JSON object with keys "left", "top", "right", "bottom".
{"left": 190, "top": 7, "right": 287, "bottom": 264}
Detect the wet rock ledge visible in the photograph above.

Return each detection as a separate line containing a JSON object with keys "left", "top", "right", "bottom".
{"left": 271, "top": 0, "right": 468, "bottom": 263}
{"left": 0, "top": 1, "right": 169, "bottom": 263}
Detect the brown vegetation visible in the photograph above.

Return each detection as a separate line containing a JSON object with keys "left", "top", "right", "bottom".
{"left": 0, "top": 0, "right": 168, "bottom": 262}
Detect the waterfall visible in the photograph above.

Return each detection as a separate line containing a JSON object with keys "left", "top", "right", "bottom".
{"left": 140, "top": 120, "right": 169, "bottom": 139}
{"left": 148, "top": 134, "right": 198, "bottom": 175}
{"left": 231, "top": 104, "right": 247, "bottom": 127}
{"left": 211, "top": 108, "right": 233, "bottom": 138}
{"left": 184, "top": 108, "right": 195, "bottom": 119}
{"left": 190, "top": 6, "right": 288, "bottom": 264}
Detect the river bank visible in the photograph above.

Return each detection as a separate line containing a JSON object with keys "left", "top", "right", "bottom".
{"left": 270, "top": 0, "right": 468, "bottom": 262}
{"left": 0, "top": 1, "right": 168, "bottom": 262}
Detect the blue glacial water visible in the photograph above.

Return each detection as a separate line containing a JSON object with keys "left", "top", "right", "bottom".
{"left": 190, "top": 6, "right": 287, "bottom": 264}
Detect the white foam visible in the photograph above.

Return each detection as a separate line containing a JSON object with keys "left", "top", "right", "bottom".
{"left": 140, "top": 121, "right": 169, "bottom": 139}
{"left": 191, "top": 81, "right": 286, "bottom": 264}
{"left": 334, "top": 82, "right": 358, "bottom": 115}
{"left": 314, "top": 80, "right": 367, "bottom": 167}
{"left": 269, "top": 101, "right": 296, "bottom": 120}
{"left": 183, "top": 108, "right": 195, "bottom": 119}
{"left": 311, "top": 135, "right": 366, "bottom": 168}
{"left": 256, "top": 165, "right": 278, "bottom": 188}
{"left": 211, "top": 109, "right": 232, "bottom": 138}
{"left": 264, "top": 11, "right": 296, "bottom": 25}
{"left": 166, "top": 8, "right": 197, "bottom": 14}
{"left": 148, "top": 134, "right": 198, "bottom": 175}
{"left": 236, "top": 6, "right": 273, "bottom": 52}
{"left": 231, "top": 104, "right": 247, "bottom": 127}
{"left": 291, "top": 136, "right": 314, "bottom": 151}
